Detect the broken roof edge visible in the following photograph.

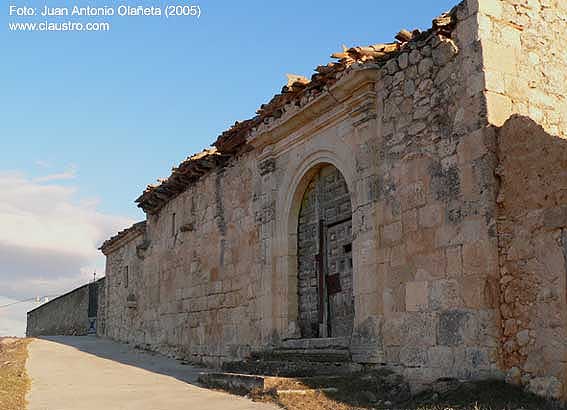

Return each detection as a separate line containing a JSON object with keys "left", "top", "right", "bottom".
{"left": 248, "top": 63, "right": 382, "bottom": 150}
{"left": 135, "top": 148, "right": 230, "bottom": 214}
{"left": 212, "top": 9, "right": 457, "bottom": 155}
{"left": 135, "top": 5, "right": 459, "bottom": 215}
{"left": 99, "top": 221, "right": 147, "bottom": 255}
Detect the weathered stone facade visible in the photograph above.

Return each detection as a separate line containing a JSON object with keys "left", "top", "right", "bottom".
{"left": 99, "top": 0, "right": 567, "bottom": 399}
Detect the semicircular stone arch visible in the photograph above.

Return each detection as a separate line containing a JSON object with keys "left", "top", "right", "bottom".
{"left": 296, "top": 164, "right": 354, "bottom": 338}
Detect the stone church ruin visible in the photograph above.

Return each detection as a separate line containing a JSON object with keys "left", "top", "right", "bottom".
{"left": 27, "top": 0, "right": 567, "bottom": 400}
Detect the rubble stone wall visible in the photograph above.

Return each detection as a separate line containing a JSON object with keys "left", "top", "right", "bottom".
{"left": 496, "top": 116, "right": 567, "bottom": 398}
{"left": 27, "top": 279, "right": 105, "bottom": 337}
{"left": 104, "top": 151, "right": 263, "bottom": 365}
{"left": 475, "top": 0, "right": 567, "bottom": 399}
{"left": 103, "top": 231, "right": 147, "bottom": 343}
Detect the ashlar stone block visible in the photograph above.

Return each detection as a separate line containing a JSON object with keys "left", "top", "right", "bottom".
{"left": 406, "top": 281, "right": 429, "bottom": 312}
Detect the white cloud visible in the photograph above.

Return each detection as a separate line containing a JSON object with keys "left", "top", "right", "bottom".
{"left": 0, "top": 171, "right": 135, "bottom": 336}
{"left": 33, "top": 164, "right": 77, "bottom": 183}
{"left": 34, "top": 160, "right": 52, "bottom": 169}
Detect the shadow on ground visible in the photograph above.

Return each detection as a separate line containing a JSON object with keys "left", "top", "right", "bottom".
{"left": 248, "top": 372, "right": 567, "bottom": 410}
{"left": 37, "top": 335, "right": 207, "bottom": 387}
{"left": 34, "top": 337, "right": 567, "bottom": 409}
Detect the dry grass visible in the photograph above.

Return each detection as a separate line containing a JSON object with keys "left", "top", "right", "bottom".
{"left": 0, "top": 338, "right": 31, "bottom": 410}
{"left": 247, "top": 375, "right": 567, "bottom": 410}
{"left": 253, "top": 388, "right": 362, "bottom": 410}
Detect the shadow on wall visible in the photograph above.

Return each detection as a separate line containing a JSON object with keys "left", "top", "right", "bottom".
{"left": 495, "top": 115, "right": 567, "bottom": 398}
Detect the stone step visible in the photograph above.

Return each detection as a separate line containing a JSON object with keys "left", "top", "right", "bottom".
{"left": 198, "top": 372, "right": 346, "bottom": 395}
{"left": 280, "top": 337, "right": 350, "bottom": 350}
{"left": 251, "top": 348, "right": 351, "bottom": 363}
{"left": 200, "top": 370, "right": 412, "bottom": 407}
{"left": 221, "top": 359, "right": 362, "bottom": 377}
{"left": 198, "top": 372, "right": 266, "bottom": 393}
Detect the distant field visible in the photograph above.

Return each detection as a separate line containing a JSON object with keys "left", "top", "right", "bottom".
{"left": 0, "top": 338, "right": 30, "bottom": 410}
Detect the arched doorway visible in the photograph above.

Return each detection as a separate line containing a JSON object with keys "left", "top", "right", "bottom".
{"left": 297, "top": 164, "right": 354, "bottom": 339}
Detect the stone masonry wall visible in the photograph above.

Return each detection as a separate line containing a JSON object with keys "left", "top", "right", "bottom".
{"left": 478, "top": 0, "right": 567, "bottom": 136}
{"left": 27, "top": 279, "right": 105, "bottom": 337}
{"left": 104, "top": 232, "right": 146, "bottom": 342}
{"left": 96, "top": 277, "right": 106, "bottom": 336}
{"left": 241, "top": 0, "right": 502, "bottom": 385}
{"left": 104, "top": 151, "right": 262, "bottom": 366}
{"left": 365, "top": 0, "right": 501, "bottom": 385}
{"left": 101, "top": 0, "right": 566, "bottom": 391}
{"left": 496, "top": 116, "right": 567, "bottom": 399}
{"left": 475, "top": 0, "right": 567, "bottom": 398}
{"left": 102, "top": 0, "right": 505, "bottom": 382}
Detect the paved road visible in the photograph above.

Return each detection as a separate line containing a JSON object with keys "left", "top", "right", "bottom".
{"left": 26, "top": 336, "right": 277, "bottom": 410}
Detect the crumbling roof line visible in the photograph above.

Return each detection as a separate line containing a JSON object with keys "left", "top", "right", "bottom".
{"left": 135, "top": 9, "right": 457, "bottom": 215}
{"left": 135, "top": 148, "right": 230, "bottom": 214}
{"left": 99, "top": 221, "right": 147, "bottom": 255}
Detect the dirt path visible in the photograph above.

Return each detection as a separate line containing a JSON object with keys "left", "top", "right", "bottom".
{"left": 26, "top": 336, "right": 276, "bottom": 410}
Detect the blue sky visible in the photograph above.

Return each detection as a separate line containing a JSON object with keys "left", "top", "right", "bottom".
{"left": 3, "top": 0, "right": 456, "bottom": 218}
{"left": 0, "top": 0, "right": 457, "bottom": 336}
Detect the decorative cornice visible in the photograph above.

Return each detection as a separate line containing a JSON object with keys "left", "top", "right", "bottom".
{"left": 248, "top": 65, "right": 381, "bottom": 152}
